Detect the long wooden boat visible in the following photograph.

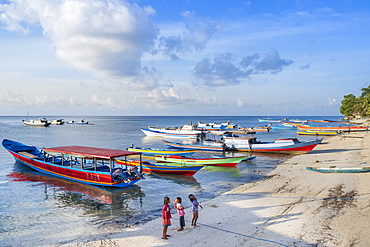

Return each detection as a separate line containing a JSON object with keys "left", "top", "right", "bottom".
{"left": 223, "top": 136, "right": 322, "bottom": 154}
{"left": 163, "top": 140, "right": 227, "bottom": 152}
{"left": 154, "top": 155, "right": 254, "bottom": 167}
{"left": 164, "top": 137, "right": 322, "bottom": 154}
{"left": 141, "top": 125, "right": 204, "bottom": 139}
{"left": 306, "top": 166, "right": 370, "bottom": 173}
{"left": 296, "top": 130, "right": 339, "bottom": 136}
{"left": 127, "top": 146, "right": 197, "bottom": 156}
{"left": 307, "top": 119, "right": 330, "bottom": 123}
{"left": 2, "top": 139, "right": 144, "bottom": 187}
{"left": 117, "top": 160, "right": 204, "bottom": 176}
{"left": 297, "top": 125, "right": 367, "bottom": 132}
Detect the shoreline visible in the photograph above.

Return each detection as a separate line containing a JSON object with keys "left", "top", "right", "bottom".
{"left": 62, "top": 131, "right": 370, "bottom": 247}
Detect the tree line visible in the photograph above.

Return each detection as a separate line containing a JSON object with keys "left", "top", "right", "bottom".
{"left": 340, "top": 85, "right": 370, "bottom": 118}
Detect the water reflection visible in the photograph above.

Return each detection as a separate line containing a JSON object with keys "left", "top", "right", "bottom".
{"left": 8, "top": 162, "right": 146, "bottom": 224}
{"left": 147, "top": 173, "right": 202, "bottom": 190}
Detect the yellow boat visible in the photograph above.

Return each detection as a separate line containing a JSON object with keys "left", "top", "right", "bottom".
{"left": 296, "top": 130, "right": 339, "bottom": 136}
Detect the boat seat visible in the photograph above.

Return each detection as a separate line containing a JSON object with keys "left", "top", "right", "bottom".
{"left": 18, "top": 151, "right": 39, "bottom": 159}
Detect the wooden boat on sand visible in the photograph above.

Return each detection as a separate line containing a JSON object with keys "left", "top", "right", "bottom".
{"left": 2, "top": 139, "right": 144, "bottom": 187}
{"left": 306, "top": 166, "right": 370, "bottom": 173}
{"left": 296, "top": 130, "right": 340, "bottom": 136}
{"left": 298, "top": 125, "right": 367, "bottom": 132}
{"left": 117, "top": 160, "right": 204, "bottom": 176}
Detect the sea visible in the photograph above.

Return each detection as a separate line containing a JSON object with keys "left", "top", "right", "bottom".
{"left": 0, "top": 115, "right": 341, "bottom": 246}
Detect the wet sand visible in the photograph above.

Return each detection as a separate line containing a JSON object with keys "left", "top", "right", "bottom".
{"left": 62, "top": 131, "right": 370, "bottom": 247}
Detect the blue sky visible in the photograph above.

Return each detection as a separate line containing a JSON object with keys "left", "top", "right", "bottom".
{"left": 0, "top": 0, "right": 369, "bottom": 116}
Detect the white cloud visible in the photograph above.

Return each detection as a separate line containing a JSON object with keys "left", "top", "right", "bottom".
{"left": 0, "top": 91, "right": 32, "bottom": 106}
{"left": 0, "top": 0, "right": 158, "bottom": 80}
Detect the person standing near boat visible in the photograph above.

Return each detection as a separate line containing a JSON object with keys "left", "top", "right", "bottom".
{"left": 162, "top": 196, "right": 171, "bottom": 239}
{"left": 189, "top": 194, "right": 203, "bottom": 226}
{"left": 174, "top": 197, "right": 185, "bottom": 231}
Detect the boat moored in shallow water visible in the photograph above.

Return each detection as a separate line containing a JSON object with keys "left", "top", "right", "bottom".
{"left": 2, "top": 139, "right": 144, "bottom": 187}
{"left": 127, "top": 146, "right": 197, "bottom": 156}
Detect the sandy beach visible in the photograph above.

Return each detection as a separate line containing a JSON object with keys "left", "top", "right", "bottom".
{"left": 64, "top": 131, "right": 370, "bottom": 247}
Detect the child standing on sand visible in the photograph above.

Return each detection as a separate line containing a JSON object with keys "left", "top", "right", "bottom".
{"left": 162, "top": 196, "right": 171, "bottom": 239}
{"left": 189, "top": 194, "right": 203, "bottom": 226}
{"left": 174, "top": 197, "right": 185, "bottom": 231}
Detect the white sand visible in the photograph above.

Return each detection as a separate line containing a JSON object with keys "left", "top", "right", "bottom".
{"left": 62, "top": 131, "right": 370, "bottom": 247}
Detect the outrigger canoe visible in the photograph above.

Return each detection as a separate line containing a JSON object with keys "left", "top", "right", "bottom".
{"left": 154, "top": 155, "right": 254, "bottom": 167}
{"left": 117, "top": 160, "right": 204, "bottom": 176}
{"left": 127, "top": 146, "right": 197, "bottom": 156}
{"left": 2, "top": 139, "right": 144, "bottom": 187}
{"left": 306, "top": 166, "right": 370, "bottom": 173}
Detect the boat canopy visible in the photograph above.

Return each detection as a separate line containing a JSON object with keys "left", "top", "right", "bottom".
{"left": 43, "top": 146, "right": 141, "bottom": 159}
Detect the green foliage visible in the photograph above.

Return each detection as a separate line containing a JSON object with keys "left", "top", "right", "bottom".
{"left": 340, "top": 85, "right": 370, "bottom": 117}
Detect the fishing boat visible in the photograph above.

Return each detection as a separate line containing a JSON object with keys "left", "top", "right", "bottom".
{"left": 297, "top": 125, "right": 368, "bottom": 132}
{"left": 196, "top": 121, "right": 238, "bottom": 131}
{"left": 116, "top": 160, "right": 204, "bottom": 176}
{"left": 258, "top": 119, "right": 281, "bottom": 123}
{"left": 307, "top": 119, "right": 331, "bottom": 123}
{"left": 67, "top": 119, "right": 90, "bottom": 124}
{"left": 164, "top": 136, "right": 322, "bottom": 154}
{"left": 270, "top": 125, "right": 296, "bottom": 130}
{"left": 49, "top": 119, "right": 65, "bottom": 125}
{"left": 2, "top": 139, "right": 144, "bottom": 187}
{"left": 154, "top": 155, "right": 254, "bottom": 167}
{"left": 223, "top": 136, "right": 322, "bottom": 154}
{"left": 22, "top": 117, "right": 51, "bottom": 127}
{"left": 127, "top": 146, "right": 197, "bottom": 156}
{"left": 296, "top": 130, "right": 340, "bottom": 136}
{"left": 141, "top": 124, "right": 205, "bottom": 139}
{"left": 306, "top": 166, "right": 370, "bottom": 173}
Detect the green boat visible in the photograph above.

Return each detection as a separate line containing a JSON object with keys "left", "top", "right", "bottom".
{"left": 306, "top": 166, "right": 370, "bottom": 173}
{"left": 155, "top": 155, "right": 255, "bottom": 167}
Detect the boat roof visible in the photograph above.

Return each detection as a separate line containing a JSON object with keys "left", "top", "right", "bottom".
{"left": 43, "top": 146, "right": 141, "bottom": 159}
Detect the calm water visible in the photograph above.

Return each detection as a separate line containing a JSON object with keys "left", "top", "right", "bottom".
{"left": 0, "top": 116, "right": 338, "bottom": 246}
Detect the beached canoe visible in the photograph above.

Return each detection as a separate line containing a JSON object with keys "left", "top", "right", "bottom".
{"left": 117, "top": 160, "right": 205, "bottom": 176}
{"left": 296, "top": 130, "right": 340, "bottom": 136}
{"left": 306, "top": 166, "right": 370, "bottom": 173}
{"left": 2, "top": 139, "right": 144, "bottom": 187}
{"left": 297, "top": 125, "right": 368, "bottom": 132}
{"left": 127, "top": 146, "right": 197, "bottom": 156}
{"left": 154, "top": 155, "right": 254, "bottom": 167}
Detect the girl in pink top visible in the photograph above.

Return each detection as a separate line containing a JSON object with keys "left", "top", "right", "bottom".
{"left": 162, "top": 196, "right": 171, "bottom": 239}
{"left": 174, "top": 197, "right": 185, "bottom": 231}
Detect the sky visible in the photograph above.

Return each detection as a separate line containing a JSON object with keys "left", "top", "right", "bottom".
{"left": 0, "top": 0, "right": 369, "bottom": 116}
